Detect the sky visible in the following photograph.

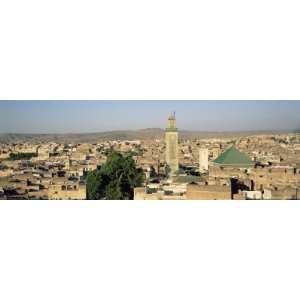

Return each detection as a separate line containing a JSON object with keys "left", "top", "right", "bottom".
{"left": 0, "top": 100, "right": 299, "bottom": 134}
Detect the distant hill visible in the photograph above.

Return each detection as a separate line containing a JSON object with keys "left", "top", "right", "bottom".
{"left": 0, "top": 128, "right": 293, "bottom": 144}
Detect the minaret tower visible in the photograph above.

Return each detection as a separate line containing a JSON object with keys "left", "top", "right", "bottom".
{"left": 165, "top": 112, "right": 179, "bottom": 175}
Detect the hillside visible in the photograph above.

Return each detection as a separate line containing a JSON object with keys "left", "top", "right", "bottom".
{"left": 0, "top": 128, "right": 292, "bottom": 144}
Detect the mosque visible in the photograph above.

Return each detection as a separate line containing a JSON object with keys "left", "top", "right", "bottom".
{"left": 135, "top": 115, "right": 299, "bottom": 200}
{"left": 164, "top": 113, "right": 254, "bottom": 175}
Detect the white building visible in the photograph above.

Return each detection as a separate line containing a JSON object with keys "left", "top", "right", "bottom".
{"left": 199, "top": 148, "right": 208, "bottom": 172}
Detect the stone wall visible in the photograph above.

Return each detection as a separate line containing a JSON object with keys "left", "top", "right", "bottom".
{"left": 186, "top": 184, "right": 231, "bottom": 200}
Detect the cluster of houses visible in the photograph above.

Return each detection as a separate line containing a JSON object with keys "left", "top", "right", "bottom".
{"left": 0, "top": 131, "right": 300, "bottom": 200}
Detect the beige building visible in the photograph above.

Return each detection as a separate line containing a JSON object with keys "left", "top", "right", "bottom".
{"left": 199, "top": 148, "right": 208, "bottom": 172}
{"left": 165, "top": 114, "right": 179, "bottom": 175}
{"left": 48, "top": 179, "right": 86, "bottom": 200}
{"left": 134, "top": 187, "right": 186, "bottom": 200}
{"left": 186, "top": 183, "right": 231, "bottom": 200}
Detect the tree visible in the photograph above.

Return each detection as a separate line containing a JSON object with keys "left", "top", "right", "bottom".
{"left": 86, "top": 151, "right": 144, "bottom": 200}
{"left": 0, "top": 163, "right": 8, "bottom": 170}
{"left": 165, "top": 164, "right": 171, "bottom": 177}
{"left": 9, "top": 152, "right": 37, "bottom": 160}
{"left": 149, "top": 166, "right": 156, "bottom": 178}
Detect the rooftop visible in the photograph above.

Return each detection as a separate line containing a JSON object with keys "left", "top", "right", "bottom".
{"left": 213, "top": 145, "right": 254, "bottom": 168}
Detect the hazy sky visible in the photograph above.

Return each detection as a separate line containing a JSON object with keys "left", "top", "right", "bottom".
{"left": 0, "top": 100, "right": 299, "bottom": 133}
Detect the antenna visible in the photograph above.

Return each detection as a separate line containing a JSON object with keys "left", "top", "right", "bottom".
{"left": 173, "top": 111, "right": 176, "bottom": 118}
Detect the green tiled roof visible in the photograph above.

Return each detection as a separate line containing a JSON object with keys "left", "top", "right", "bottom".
{"left": 214, "top": 145, "right": 254, "bottom": 167}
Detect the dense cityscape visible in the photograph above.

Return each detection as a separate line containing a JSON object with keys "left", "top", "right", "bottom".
{"left": 0, "top": 114, "right": 300, "bottom": 200}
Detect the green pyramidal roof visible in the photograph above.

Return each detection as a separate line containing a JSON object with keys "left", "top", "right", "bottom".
{"left": 213, "top": 145, "right": 254, "bottom": 167}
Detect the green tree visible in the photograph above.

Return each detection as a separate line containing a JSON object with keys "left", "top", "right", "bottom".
{"left": 9, "top": 152, "right": 37, "bottom": 160}
{"left": 0, "top": 163, "right": 8, "bottom": 170}
{"left": 86, "top": 170, "right": 104, "bottom": 199}
{"left": 86, "top": 151, "right": 144, "bottom": 200}
{"left": 165, "top": 164, "right": 171, "bottom": 177}
{"left": 149, "top": 166, "right": 156, "bottom": 178}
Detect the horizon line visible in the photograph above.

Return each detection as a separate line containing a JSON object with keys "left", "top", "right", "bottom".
{"left": 0, "top": 128, "right": 298, "bottom": 136}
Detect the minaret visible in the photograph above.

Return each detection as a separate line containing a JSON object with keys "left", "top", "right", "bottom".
{"left": 165, "top": 113, "right": 179, "bottom": 175}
